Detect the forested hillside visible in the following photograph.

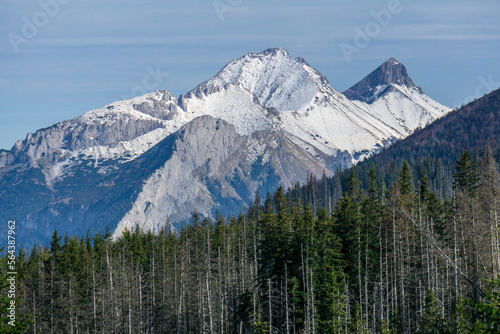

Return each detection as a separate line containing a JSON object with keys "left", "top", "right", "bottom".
{"left": 349, "top": 88, "right": 500, "bottom": 199}
{"left": 2, "top": 147, "right": 499, "bottom": 333}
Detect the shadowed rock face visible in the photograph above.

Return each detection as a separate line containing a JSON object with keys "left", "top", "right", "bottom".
{"left": 0, "top": 115, "right": 334, "bottom": 247}
{"left": 343, "top": 58, "right": 422, "bottom": 103}
{"left": 113, "top": 115, "right": 333, "bottom": 237}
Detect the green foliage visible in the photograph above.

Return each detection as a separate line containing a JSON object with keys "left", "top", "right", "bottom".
{"left": 452, "top": 299, "right": 473, "bottom": 334}
{"left": 347, "top": 89, "right": 500, "bottom": 199}
{"left": 470, "top": 280, "right": 500, "bottom": 332}
{"left": 453, "top": 151, "right": 480, "bottom": 196}
{"left": 399, "top": 160, "right": 414, "bottom": 197}
{"left": 8, "top": 146, "right": 500, "bottom": 333}
{"left": 418, "top": 290, "right": 446, "bottom": 333}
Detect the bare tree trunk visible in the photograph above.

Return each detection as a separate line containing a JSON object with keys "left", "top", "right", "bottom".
{"left": 399, "top": 228, "right": 406, "bottom": 334}
{"left": 310, "top": 266, "right": 316, "bottom": 334}
{"left": 285, "top": 265, "right": 290, "bottom": 334}
{"left": 206, "top": 226, "right": 214, "bottom": 334}
{"left": 69, "top": 278, "right": 74, "bottom": 334}
{"left": 379, "top": 222, "right": 384, "bottom": 326}
{"left": 151, "top": 238, "right": 156, "bottom": 333}
{"left": 453, "top": 216, "right": 459, "bottom": 303}
{"left": 106, "top": 241, "right": 117, "bottom": 330}
{"left": 302, "top": 244, "right": 310, "bottom": 334}
{"left": 268, "top": 278, "right": 273, "bottom": 334}
{"left": 33, "top": 291, "right": 37, "bottom": 334}
{"left": 253, "top": 221, "right": 259, "bottom": 326}
{"left": 139, "top": 272, "right": 143, "bottom": 333}
{"left": 92, "top": 260, "right": 97, "bottom": 334}
{"left": 128, "top": 271, "right": 132, "bottom": 334}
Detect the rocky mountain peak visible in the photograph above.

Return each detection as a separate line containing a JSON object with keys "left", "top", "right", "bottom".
{"left": 260, "top": 47, "right": 290, "bottom": 57}
{"left": 343, "top": 57, "right": 421, "bottom": 102}
{"left": 377, "top": 57, "right": 415, "bottom": 87}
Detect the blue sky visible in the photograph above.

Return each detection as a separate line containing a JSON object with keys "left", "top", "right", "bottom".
{"left": 0, "top": 0, "right": 499, "bottom": 150}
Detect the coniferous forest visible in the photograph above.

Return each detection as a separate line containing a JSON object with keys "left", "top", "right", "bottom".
{"left": 2, "top": 148, "right": 500, "bottom": 333}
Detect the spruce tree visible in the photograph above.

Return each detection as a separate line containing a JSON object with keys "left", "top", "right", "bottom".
{"left": 399, "top": 160, "right": 414, "bottom": 197}
{"left": 453, "top": 150, "right": 480, "bottom": 197}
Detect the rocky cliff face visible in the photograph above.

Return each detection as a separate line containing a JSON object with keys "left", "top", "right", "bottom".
{"left": 0, "top": 49, "right": 450, "bottom": 246}
{"left": 113, "top": 115, "right": 333, "bottom": 237}
{"left": 10, "top": 93, "right": 174, "bottom": 167}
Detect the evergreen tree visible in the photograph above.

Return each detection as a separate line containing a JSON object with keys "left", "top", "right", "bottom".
{"left": 471, "top": 278, "right": 500, "bottom": 333}
{"left": 313, "top": 209, "right": 345, "bottom": 333}
{"left": 399, "top": 160, "right": 414, "bottom": 197}
{"left": 453, "top": 151, "right": 480, "bottom": 197}
{"left": 418, "top": 290, "right": 447, "bottom": 333}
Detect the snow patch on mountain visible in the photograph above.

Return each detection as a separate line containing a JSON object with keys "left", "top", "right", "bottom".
{"left": 352, "top": 84, "right": 450, "bottom": 136}
{"left": 183, "top": 86, "right": 273, "bottom": 135}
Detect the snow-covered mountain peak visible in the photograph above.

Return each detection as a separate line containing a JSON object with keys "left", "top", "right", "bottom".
{"left": 260, "top": 47, "right": 290, "bottom": 57}
{"left": 185, "top": 48, "right": 329, "bottom": 112}
{"left": 343, "top": 57, "right": 420, "bottom": 103}
{"left": 342, "top": 58, "right": 451, "bottom": 137}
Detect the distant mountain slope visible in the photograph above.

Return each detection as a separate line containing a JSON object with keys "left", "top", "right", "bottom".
{"left": 350, "top": 88, "right": 500, "bottom": 196}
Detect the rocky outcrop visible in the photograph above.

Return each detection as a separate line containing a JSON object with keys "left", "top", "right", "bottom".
{"left": 133, "top": 90, "right": 179, "bottom": 120}
{"left": 9, "top": 110, "right": 168, "bottom": 168}
{"left": 0, "top": 150, "right": 15, "bottom": 167}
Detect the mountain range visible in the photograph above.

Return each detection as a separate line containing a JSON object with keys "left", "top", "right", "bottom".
{"left": 0, "top": 48, "right": 450, "bottom": 247}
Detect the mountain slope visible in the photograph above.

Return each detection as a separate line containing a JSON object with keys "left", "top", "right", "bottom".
{"left": 113, "top": 115, "right": 332, "bottom": 237}
{"left": 349, "top": 88, "right": 500, "bottom": 197}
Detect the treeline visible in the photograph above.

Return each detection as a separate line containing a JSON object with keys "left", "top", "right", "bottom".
{"left": 1, "top": 148, "right": 500, "bottom": 333}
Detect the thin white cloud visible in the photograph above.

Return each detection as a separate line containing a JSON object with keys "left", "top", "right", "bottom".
{"left": 393, "top": 34, "right": 500, "bottom": 41}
